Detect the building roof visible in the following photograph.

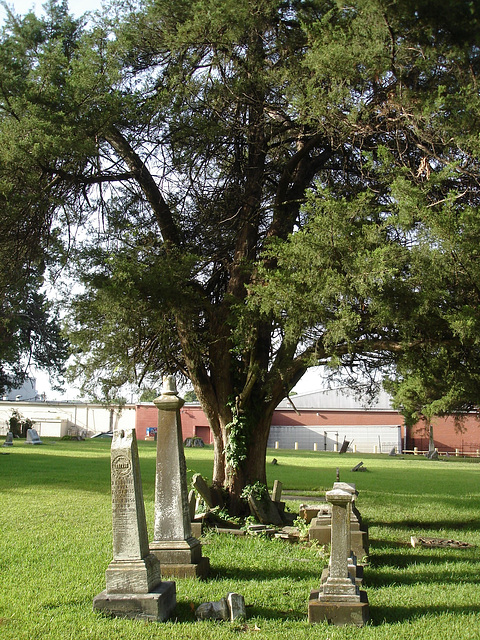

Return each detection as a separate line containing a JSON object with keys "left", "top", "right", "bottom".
{"left": 277, "top": 387, "right": 394, "bottom": 411}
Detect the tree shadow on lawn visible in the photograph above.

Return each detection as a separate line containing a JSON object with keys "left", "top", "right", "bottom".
{"left": 210, "top": 563, "right": 322, "bottom": 583}
{"left": 0, "top": 451, "right": 111, "bottom": 492}
{"left": 369, "top": 602, "right": 480, "bottom": 625}
{"left": 366, "top": 541, "right": 478, "bottom": 587}
{"left": 367, "top": 517, "right": 480, "bottom": 532}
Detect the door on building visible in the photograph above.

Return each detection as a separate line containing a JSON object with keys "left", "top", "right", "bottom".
{"left": 195, "top": 425, "right": 211, "bottom": 444}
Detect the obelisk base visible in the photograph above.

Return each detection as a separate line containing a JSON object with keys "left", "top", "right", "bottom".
{"left": 105, "top": 554, "right": 161, "bottom": 594}
{"left": 150, "top": 537, "right": 210, "bottom": 578}
{"left": 93, "top": 581, "right": 176, "bottom": 621}
{"left": 308, "top": 588, "right": 369, "bottom": 627}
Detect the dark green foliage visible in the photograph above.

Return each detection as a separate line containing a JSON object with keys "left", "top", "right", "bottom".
{"left": 8, "top": 409, "right": 35, "bottom": 437}
{"left": 2, "top": 0, "right": 480, "bottom": 497}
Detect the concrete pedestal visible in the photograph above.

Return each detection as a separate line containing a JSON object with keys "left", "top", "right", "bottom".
{"left": 156, "top": 556, "right": 211, "bottom": 579}
{"left": 93, "top": 581, "right": 176, "bottom": 621}
{"left": 308, "top": 487, "right": 369, "bottom": 627}
{"left": 150, "top": 537, "right": 210, "bottom": 578}
{"left": 308, "top": 589, "right": 369, "bottom": 627}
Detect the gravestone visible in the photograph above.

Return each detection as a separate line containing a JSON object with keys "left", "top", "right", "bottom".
{"left": 309, "top": 483, "right": 368, "bottom": 559}
{"left": 2, "top": 431, "right": 13, "bottom": 447}
{"left": 339, "top": 439, "right": 350, "bottom": 454}
{"left": 299, "top": 504, "right": 325, "bottom": 524}
{"left": 26, "top": 428, "right": 43, "bottom": 444}
{"left": 192, "top": 473, "right": 214, "bottom": 509}
{"left": 93, "top": 427, "right": 176, "bottom": 621}
{"left": 195, "top": 593, "right": 246, "bottom": 622}
{"left": 227, "top": 593, "right": 246, "bottom": 621}
{"left": 150, "top": 376, "right": 210, "bottom": 578}
{"left": 196, "top": 597, "right": 229, "bottom": 621}
{"left": 271, "top": 480, "right": 283, "bottom": 503}
{"left": 188, "top": 489, "right": 196, "bottom": 520}
{"left": 308, "top": 488, "right": 369, "bottom": 626}
{"left": 248, "top": 492, "right": 284, "bottom": 526}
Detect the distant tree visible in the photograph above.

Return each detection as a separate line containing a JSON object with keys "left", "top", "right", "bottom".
{"left": 183, "top": 389, "right": 198, "bottom": 403}
{"left": 8, "top": 409, "right": 35, "bottom": 438}
{"left": 0, "top": 1, "right": 71, "bottom": 394}
{"left": 139, "top": 387, "right": 160, "bottom": 402}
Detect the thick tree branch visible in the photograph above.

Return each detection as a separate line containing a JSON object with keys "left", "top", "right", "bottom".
{"left": 104, "top": 127, "right": 181, "bottom": 246}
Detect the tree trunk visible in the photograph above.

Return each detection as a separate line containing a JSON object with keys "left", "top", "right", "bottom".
{"left": 428, "top": 423, "right": 435, "bottom": 455}
{"left": 223, "top": 402, "right": 275, "bottom": 514}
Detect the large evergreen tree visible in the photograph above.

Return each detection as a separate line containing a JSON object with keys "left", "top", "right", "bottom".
{"left": 1, "top": 0, "right": 479, "bottom": 507}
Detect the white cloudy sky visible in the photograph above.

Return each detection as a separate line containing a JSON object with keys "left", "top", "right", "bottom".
{"left": 0, "top": 0, "right": 103, "bottom": 23}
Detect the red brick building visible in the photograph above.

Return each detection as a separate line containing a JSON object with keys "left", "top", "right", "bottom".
{"left": 135, "top": 388, "right": 480, "bottom": 455}
{"left": 135, "top": 402, "right": 213, "bottom": 444}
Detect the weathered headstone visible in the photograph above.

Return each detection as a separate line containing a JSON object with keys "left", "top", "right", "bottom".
{"left": 188, "top": 489, "right": 196, "bottom": 521}
{"left": 248, "top": 492, "right": 284, "bottom": 526}
{"left": 150, "top": 376, "right": 210, "bottom": 578}
{"left": 299, "top": 504, "right": 325, "bottom": 524}
{"left": 195, "top": 593, "right": 246, "bottom": 622}
{"left": 191, "top": 473, "right": 214, "bottom": 509}
{"left": 339, "top": 439, "right": 349, "bottom": 454}
{"left": 93, "top": 427, "right": 176, "bottom": 621}
{"left": 351, "top": 461, "right": 365, "bottom": 472}
{"left": 227, "top": 592, "right": 246, "bottom": 621}
{"left": 308, "top": 488, "right": 369, "bottom": 626}
{"left": 195, "top": 597, "right": 229, "bottom": 621}
{"left": 2, "top": 431, "right": 13, "bottom": 447}
{"left": 26, "top": 428, "right": 43, "bottom": 445}
{"left": 271, "top": 480, "right": 283, "bottom": 503}
{"left": 184, "top": 437, "right": 205, "bottom": 448}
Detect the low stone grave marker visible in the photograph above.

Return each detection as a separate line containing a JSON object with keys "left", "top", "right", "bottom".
{"left": 411, "top": 536, "right": 474, "bottom": 549}
{"left": 2, "top": 431, "right": 13, "bottom": 447}
{"left": 195, "top": 593, "right": 246, "bottom": 622}
{"left": 184, "top": 437, "right": 205, "bottom": 448}
{"left": 351, "top": 461, "right": 366, "bottom": 472}
{"left": 339, "top": 439, "right": 350, "bottom": 454}
{"left": 248, "top": 491, "right": 284, "bottom": 526}
{"left": 192, "top": 473, "right": 214, "bottom": 509}
{"left": 26, "top": 428, "right": 43, "bottom": 445}
{"left": 271, "top": 480, "right": 282, "bottom": 502}
{"left": 299, "top": 504, "right": 324, "bottom": 523}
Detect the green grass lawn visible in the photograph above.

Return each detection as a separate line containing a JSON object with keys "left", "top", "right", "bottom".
{"left": 1, "top": 439, "right": 479, "bottom": 639}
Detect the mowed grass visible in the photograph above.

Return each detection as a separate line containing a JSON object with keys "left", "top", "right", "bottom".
{"left": 1, "top": 439, "right": 479, "bottom": 639}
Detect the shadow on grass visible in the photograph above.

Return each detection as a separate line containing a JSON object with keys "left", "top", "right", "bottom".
{"left": 209, "top": 563, "right": 322, "bottom": 582}
{"left": 366, "top": 539, "right": 478, "bottom": 588}
{"left": 370, "top": 602, "right": 480, "bottom": 625}
{"left": 370, "top": 519, "right": 480, "bottom": 533}
{"left": 0, "top": 452, "right": 111, "bottom": 493}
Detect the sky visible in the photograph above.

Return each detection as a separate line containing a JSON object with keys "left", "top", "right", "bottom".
{"left": 2, "top": 0, "right": 329, "bottom": 402}
{"left": 0, "top": 0, "right": 103, "bottom": 23}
